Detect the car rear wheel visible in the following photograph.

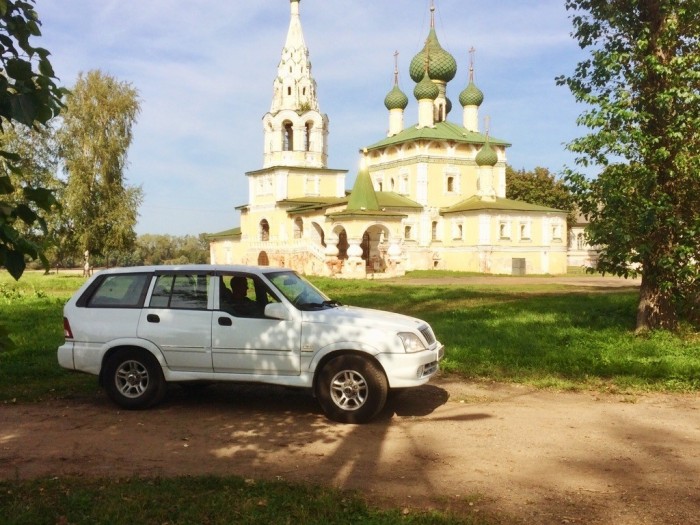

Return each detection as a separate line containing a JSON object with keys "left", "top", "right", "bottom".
{"left": 103, "top": 349, "right": 166, "bottom": 409}
{"left": 316, "top": 355, "right": 387, "bottom": 424}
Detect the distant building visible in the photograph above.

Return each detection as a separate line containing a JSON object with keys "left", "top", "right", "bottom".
{"left": 567, "top": 212, "right": 599, "bottom": 268}
{"left": 209, "top": 0, "right": 568, "bottom": 277}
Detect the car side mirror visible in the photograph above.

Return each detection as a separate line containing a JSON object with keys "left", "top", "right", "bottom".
{"left": 264, "top": 302, "right": 290, "bottom": 320}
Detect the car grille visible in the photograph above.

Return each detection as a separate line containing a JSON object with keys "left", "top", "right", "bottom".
{"left": 419, "top": 325, "right": 436, "bottom": 346}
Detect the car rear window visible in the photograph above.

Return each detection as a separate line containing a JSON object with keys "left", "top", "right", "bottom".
{"left": 149, "top": 274, "right": 209, "bottom": 310}
{"left": 87, "top": 274, "right": 150, "bottom": 308}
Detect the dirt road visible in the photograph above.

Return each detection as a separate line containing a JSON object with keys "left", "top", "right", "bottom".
{"left": 1, "top": 378, "right": 697, "bottom": 524}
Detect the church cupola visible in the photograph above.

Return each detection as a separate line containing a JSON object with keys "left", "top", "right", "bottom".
{"left": 384, "top": 51, "right": 408, "bottom": 136}
{"left": 414, "top": 66, "right": 439, "bottom": 129}
{"left": 476, "top": 120, "right": 498, "bottom": 201}
{"left": 459, "top": 48, "right": 484, "bottom": 132}
{"left": 262, "top": 0, "right": 329, "bottom": 169}
{"left": 408, "top": 1, "right": 456, "bottom": 123}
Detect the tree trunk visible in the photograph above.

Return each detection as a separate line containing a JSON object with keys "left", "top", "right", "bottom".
{"left": 636, "top": 273, "right": 677, "bottom": 332}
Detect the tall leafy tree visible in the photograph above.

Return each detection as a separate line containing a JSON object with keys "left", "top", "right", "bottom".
{"left": 0, "top": 0, "right": 64, "bottom": 280}
{"left": 558, "top": 0, "right": 700, "bottom": 331}
{"left": 506, "top": 165, "right": 575, "bottom": 225}
{"left": 58, "top": 70, "right": 142, "bottom": 261}
{"left": 1, "top": 125, "right": 60, "bottom": 236}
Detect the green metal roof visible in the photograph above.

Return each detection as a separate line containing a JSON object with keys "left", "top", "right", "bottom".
{"left": 347, "top": 167, "right": 380, "bottom": 211}
{"left": 284, "top": 196, "right": 348, "bottom": 214}
{"left": 365, "top": 120, "right": 510, "bottom": 152}
{"left": 441, "top": 196, "right": 564, "bottom": 215}
{"left": 328, "top": 209, "right": 407, "bottom": 220}
{"left": 376, "top": 192, "right": 423, "bottom": 209}
{"left": 206, "top": 227, "right": 241, "bottom": 240}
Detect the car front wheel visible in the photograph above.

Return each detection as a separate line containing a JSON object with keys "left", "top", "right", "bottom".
{"left": 103, "top": 349, "right": 166, "bottom": 409}
{"left": 316, "top": 355, "right": 388, "bottom": 424}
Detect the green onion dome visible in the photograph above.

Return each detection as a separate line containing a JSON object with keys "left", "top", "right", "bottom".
{"left": 414, "top": 71, "right": 439, "bottom": 100}
{"left": 475, "top": 140, "right": 498, "bottom": 166}
{"left": 445, "top": 96, "right": 452, "bottom": 115}
{"left": 409, "top": 28, "right": 457, "bottom": 83}
{"left": 384, "top": 84, "right": 409, "bottom": 110}
{"left": 459, "top": 81, "right": 484, "bottom": 107}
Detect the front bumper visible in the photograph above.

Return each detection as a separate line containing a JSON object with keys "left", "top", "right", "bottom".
{"left": 375, "top": 343, "right": 444, "bottom": 388}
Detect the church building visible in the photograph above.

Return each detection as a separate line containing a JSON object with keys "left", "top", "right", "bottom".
{"left": 208, "top": 0, "right": 568, "bottom": 278}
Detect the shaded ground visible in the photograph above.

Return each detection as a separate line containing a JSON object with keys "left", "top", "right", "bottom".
{"left": 1, "top": 378, "right": 697, "bottom": 524}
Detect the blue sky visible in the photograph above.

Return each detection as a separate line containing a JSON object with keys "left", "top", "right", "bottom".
{"left": 36, "top": 0, "right": 588, "bottom": 236}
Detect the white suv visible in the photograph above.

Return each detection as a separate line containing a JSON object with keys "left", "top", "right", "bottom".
{"left": 58, "top": 265, "right": 444, "bottom": 423}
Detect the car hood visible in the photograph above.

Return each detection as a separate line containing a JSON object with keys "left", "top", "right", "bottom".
{"left": 302, "top": 305, "right": 426, "bottom": 330}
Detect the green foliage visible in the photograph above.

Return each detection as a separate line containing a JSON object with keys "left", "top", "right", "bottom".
{"left": 558, "top": 0, "right": 700, "bottom": 330}
{"left": 505, "top": 165, "right": 576, "bottom": 225}
{"left": 57, "top": 70, "right": 142, "bottom": 260}
{"left": 135, "top": 233, "right": 210, "bottom": 265}
{"left": 0, "top": 0, "right": 65, "bottom": 280}
{"left": 0, "top": 476, "right": 485, "bottom": 525}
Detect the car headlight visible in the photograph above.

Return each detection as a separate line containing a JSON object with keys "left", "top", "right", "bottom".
{"left": 397, "top": 332, "right": 427, "bottom": 353}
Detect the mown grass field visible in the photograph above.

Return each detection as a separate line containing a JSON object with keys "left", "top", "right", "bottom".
{"left": 1, "top": 269, "right": 698, "bottom": 524}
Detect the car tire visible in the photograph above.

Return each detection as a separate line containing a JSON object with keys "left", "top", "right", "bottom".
{"left": 316, "top": 355, "right": 388, "bottom": 424}
{"left": 103, "top": 349, "right": 166, "bottom": 409}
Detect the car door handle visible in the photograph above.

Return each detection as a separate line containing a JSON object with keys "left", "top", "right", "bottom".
{"left": 218, "top": 316, "right": 232, "bottom": 326}
{"left": 147, "top": 314, "right": 160, "bottom": 323}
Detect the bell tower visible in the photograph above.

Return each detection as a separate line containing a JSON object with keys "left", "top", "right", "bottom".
{"left": 262, "top": 0, "right": 329, "bottom": 169}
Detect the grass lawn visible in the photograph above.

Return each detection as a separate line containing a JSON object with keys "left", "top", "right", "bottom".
{"left": 1, "top": 269, "right": 698, "bottom": 523}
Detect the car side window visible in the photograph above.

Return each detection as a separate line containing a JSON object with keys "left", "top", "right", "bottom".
{"left": 219, "top": 274, "right": 280, "bottom": 318}
{"left": 150, "top": 274, "right": 209, "bottom": 310}
{"left": 87, "top": 274, "right": 150, "bottom": 308}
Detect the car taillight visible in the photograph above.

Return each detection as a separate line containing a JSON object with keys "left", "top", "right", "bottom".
{"left": 63, "top": 317, "right": 74, "bottom": 339}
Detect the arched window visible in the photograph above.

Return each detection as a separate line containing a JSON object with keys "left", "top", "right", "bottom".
{"left": 293, "top": 218, "right": 303, "bottom": 239}
{"left": 260, "top": 220, "right": 270, "bottom": 242}
{"left": 431, "top": 221, "right": 438, "bottom": 241}
{"left": 447, "top": 176, "right": 454, "bottom": 192}
{"left": 404, "top": 225, "right": 412, "bottom": 240}
{"left": 283, "top": 122, "right": 293, "bottom": 151}
{"left": 304, "top": 122, "right": 312, "bottom": 151}
{"left": 577, "top": 233, "right": 585, "bottom": 250}
{"left": 258, "top": 251, "right": 269, "bottom": 266}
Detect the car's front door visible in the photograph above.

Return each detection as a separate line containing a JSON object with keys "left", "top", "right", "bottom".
{"left": 211, "top": 273, "right": 301, "bottom": 375}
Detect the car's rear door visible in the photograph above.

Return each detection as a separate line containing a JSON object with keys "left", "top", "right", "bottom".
{"left": 137, "top": 271, "right": 214, "bottom": 372}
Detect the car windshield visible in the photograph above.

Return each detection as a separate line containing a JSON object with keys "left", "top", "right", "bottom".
{"left": 265, "top": 271, "right": 340, "bottom": 310}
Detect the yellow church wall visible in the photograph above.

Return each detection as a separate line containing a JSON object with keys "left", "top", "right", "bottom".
{"left": 438, "top": 247, "right": 567, "bottom": 274}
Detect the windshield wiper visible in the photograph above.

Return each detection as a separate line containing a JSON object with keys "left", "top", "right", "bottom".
{"left": 322, "top": 300, "right": 342, "bottom": 307}
{"left": 297, "top": 300, "right": 341, "bottom": 310}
